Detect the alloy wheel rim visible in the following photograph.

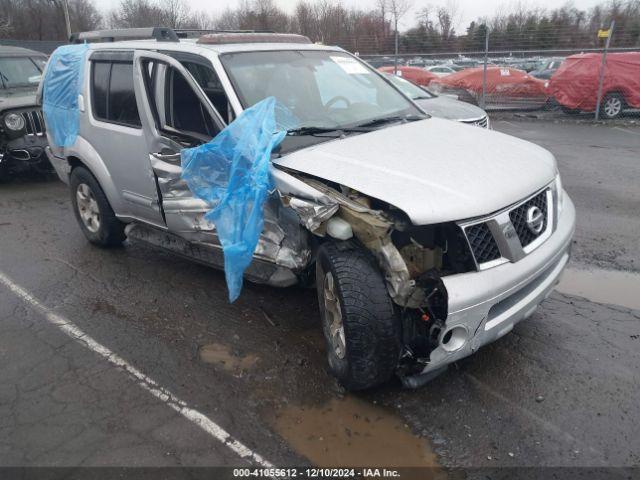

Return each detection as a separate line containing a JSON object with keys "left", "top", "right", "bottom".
{"left": 323, "top": 271, "right": 346, "bottom": 359}
{"left": 604, "top": 97, "right": 622, "bottom": 117}
{"left": 76, "top": 183, "right": 101, "bottom": 233}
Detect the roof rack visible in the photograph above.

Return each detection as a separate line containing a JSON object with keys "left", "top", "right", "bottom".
{"left": 69, "top": 27, "right": 312, "bottom": 46}
{"left": 69, "top": 27, "right": 179, "bottom": 44}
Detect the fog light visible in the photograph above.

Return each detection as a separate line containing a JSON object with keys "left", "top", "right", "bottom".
{"left": 440, "top": 325, "right": 468, "bottom": 352}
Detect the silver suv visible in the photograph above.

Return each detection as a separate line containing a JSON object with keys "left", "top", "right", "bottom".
{"left": 44, "top": 28, "right": 576, "bottom": 390}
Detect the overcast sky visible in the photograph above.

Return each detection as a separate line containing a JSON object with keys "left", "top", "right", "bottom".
{"left": 101, "top": 0, "right": 606, "bottom": 30}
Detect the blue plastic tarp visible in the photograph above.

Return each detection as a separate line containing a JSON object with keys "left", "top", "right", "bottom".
{"left": 181, "top": 97, "right": 295, "bottom": 302}
{"left": 42, "top": 44, "right": 89, "bottom": 148}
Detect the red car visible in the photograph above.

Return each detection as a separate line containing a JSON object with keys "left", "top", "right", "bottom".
{"left": 378, "top": 66, "right": 438, "bottom": 87}
{"left": 548, "top": 52, "right": 640, "bottom": 118}
{"left": 429, "top": 67, "right": 549, "bottom": 110}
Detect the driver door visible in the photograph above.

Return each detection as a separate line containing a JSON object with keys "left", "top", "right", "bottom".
{"left": 132, "top": 50, "right": 227, "bottom": 236}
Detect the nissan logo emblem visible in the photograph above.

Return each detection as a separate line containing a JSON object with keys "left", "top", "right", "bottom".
{"left": 526, "top": 206, "right": 545, "bottom": 234}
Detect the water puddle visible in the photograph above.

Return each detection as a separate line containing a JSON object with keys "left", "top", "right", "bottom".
{"left": 198, "top": 343, "right": 259, "bottom": 372}
{"left": 270, "top": 396, "right": 440, "bottom": 468}
{"left": 556, "top": 267, "right": 640, "bottom": 310}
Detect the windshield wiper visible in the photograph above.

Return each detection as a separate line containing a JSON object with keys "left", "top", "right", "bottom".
{"left": 286, "top": 126, "right": 343, "bottom": 137}
{"left": 354, "top": 114, "right": 426, "bottom": 129}
{"left": 286, "top": 126, "right": 370, "bottom": 137}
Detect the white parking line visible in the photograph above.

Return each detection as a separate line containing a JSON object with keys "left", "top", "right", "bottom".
{"left": 613, "top": 126, "right": 640, "bottom": 136}
{"left": 0, "top": 270, "right": 273, "bottom": 468}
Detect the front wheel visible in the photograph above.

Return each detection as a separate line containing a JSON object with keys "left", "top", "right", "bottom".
{"left": 316, "top": 241, "right": 400, "bottom": 391}
{"left": 601, "top": 93, "right": 625, "bottom": 119}
{"left": 69, "top": 166, "right": 126, "bottom": 247}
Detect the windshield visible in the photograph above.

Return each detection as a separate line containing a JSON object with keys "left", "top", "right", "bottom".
{"left": 0, "top": 56, "right": 43, "bottom": 88}
{"left": 221, "top": 50, "right": 421, "bottom": 130}
{"left": 385, "top": 73, "right": 435, "bottom": 100}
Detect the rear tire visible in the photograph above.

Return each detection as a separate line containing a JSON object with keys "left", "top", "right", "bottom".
{"left": 601, "top": 93, "right": 625, "bottom": 119}
{"left": 69, "top": 166, "right": 126, "bottom": 247}
{"left": 316, "top": 241, "right": 400, "bottom": 391}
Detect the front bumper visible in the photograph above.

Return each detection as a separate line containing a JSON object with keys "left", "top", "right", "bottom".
{"left": 0, "top": 134, "right": 49, "bottom": 172}
{"left": 409, "top": 192, "right": 575, "bottom": 380}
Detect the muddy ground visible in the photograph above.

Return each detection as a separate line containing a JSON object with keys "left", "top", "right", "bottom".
{"left": 0, "top": 120, "right": 639, "bottom": 474}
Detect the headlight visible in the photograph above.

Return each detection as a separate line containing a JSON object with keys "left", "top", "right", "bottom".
{"left": 554, "top": 173, "right": 564, "bottom": 213}
{"left": 4, "top": 113, "right": 25, "bottom": 131}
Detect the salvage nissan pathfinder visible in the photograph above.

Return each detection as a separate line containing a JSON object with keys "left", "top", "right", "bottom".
{"left": 43, "top": 28, "right": 576, "bottom": 390}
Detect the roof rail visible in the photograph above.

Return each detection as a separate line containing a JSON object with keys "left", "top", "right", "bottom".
{"left": 69, "top": 27, "right": 179, "bottom": 44}
{"left": 173, "top": 29, "right": 275, "bottom": 39}
{"left": 197, "top": 32, "right": 312, "bottom": 45}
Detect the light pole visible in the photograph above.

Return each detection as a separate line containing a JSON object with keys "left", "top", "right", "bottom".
{"left": 51, "top": 0, "right": 71, "bottom": 40}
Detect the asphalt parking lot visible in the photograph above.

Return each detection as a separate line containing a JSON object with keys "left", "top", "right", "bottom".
{"left": 1, "top": 119, "right": 639, "bottom": 473}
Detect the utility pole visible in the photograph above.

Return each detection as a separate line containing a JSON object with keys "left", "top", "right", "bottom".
{"left": 51, "top": 0, "right": 71, "bottom": 41}
{"left": 62, "top": 0, "right": 71, "bottom": 41}
{"left": 481, "top": 29, "right": 489, "bottom": 109}
{"left": 595, "top": 20, "right": 615, "bottom": 121}
{"left": 394, "top": 15, "right": 399, "bottom": 74}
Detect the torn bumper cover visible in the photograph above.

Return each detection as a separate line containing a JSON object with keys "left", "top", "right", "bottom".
{"left": 402, "top": 195, "right": 575, "bottom": 387}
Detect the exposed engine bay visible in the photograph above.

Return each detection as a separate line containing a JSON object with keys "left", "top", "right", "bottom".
{"left": 272, "top": 167, "right": 481, "bottom": 375}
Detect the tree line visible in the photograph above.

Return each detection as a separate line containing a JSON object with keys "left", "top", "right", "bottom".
{"left": 1, "top": 0, "right": 638, "bottom": 54}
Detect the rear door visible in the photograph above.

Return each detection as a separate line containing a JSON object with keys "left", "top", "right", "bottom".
{"left": 132, "top": 50, "right": 227, "bottom": 235}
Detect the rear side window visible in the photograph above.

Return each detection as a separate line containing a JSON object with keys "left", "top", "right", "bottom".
{"left": 91, "top": 61, "right": 141, "bottom": 127}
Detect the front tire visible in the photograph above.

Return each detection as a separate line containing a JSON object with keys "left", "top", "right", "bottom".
{"left": 69, "top": 166, "right": 126, "bottom": 247}
{"left": 601, "top": 93, "right": 625, "bottom": 119}
{"left": 316, "top": 241, "right": 400, "bottom": 391}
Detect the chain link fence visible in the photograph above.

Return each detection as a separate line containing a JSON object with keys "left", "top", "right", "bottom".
{"left": 351, "top": 25, "right": 640, "bottom": 121}
{"left": 1, "top": 27, "right": 638, "bottom": 120}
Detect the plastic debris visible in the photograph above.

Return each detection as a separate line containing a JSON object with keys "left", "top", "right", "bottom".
{"left": 42, "top": 43, "right": 89, "bottom": 148}
{"left": 181, "top": 97, "right": 294, "bottom": 302}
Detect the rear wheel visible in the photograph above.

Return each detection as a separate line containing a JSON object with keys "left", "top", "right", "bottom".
{"left": 601, "top": 93, "right": 625, "bottom": 119}
{"left": 69, "top": 166, "right": 126, "bottom": 247}
{"left": 316, "top": 241, "right": 400, "bottom": 391}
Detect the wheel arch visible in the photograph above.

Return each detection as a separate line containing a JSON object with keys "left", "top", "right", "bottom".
{"left": 603, "top": 88, "right": 629, "bottom": 106}
{"left": 64, "top": 136, "right": 127, "bottom": 217}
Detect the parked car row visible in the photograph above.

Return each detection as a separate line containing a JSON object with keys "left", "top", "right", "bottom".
{"left": 373, "top": 52, "right": 640, "bottom": 118}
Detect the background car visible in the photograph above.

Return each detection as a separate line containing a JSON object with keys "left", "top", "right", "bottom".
{"left": 0, "top": 46, "right": 51, "bottom": 180}
{"left": 548, "top": 52, "right": 640, "bottom": 118}
{"left": 384, "top": 73, "right": 489, "bottom": 128}
{"left": 378, "top": 65, "right": 438, "bottom": 86}
{"left": 429, "top": 66, "right": 549, "bottom": 110}
{"left": 530, "top": 57, "right": 565, "bottom": 80}
{"left": 426, "top": 65, "right": 457, "bottom": 77}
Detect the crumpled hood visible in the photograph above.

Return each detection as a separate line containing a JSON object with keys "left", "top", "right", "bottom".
{"left": 273, "top": 117, "right": 557, "bottom": 225}
{"left": 0, "top": 87, "right": 38, "bottom": 112}
{"left": 415, "top": 95, "right": 486, "bottom": 121}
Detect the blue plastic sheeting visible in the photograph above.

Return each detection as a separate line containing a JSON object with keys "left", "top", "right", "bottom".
{"left": 181, "top": 97, "right": 295, "bottom": 302}
{"left": 42, "top": 44, "right": 89, "bottom": 148}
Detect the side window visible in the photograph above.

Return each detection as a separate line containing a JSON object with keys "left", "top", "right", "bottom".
{"left": 141, "top": 59, "right": 221, "bottom": 146}
{"left": 181, "top": 61, "right": 231, "bottom": 123}
{"left": 91, "top": 60, "right": 141, "bottom": 127}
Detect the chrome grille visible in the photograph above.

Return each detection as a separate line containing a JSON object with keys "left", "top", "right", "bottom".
{"left": 21, "top": 110, "right": 46, "bottom": 136}
{"left": 466, "top": 222, "right": 501, "bottom": 263}
{"left": 509, "top": 190, "right": 548, "bottom": 247}
{"left": 460, "top": 187, "right": 554, "bottom": 270}
{"left": 461, "top": 116, "right": 488, "bottom": 128}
